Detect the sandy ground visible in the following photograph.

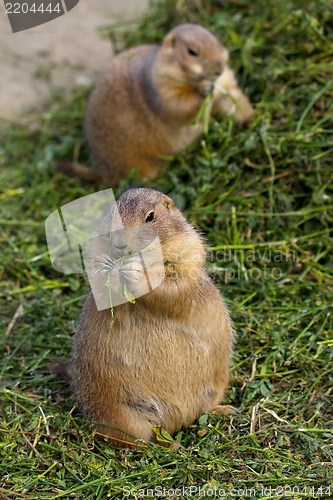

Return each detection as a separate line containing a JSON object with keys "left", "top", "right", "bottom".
{"left": 0, "top": 0, "right": 148, "bottom": 121}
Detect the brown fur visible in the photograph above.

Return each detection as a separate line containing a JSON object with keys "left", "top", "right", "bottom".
{"left": 62, "top": 24, "right": 253, "bottom": 186}
{"left": 56, "top": 188, "right": 235, "bottom": 447}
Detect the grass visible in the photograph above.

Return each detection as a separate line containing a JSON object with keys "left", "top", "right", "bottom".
{"left": 0, "top": 0, "right": 333, "bottom": 498}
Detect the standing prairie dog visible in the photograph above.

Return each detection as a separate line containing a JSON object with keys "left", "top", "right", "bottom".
{"left": 61, "top": 23, "right": 253, "bottom": 186}
{"left": 56, "top": 188, "right": 236, "bottom": 447}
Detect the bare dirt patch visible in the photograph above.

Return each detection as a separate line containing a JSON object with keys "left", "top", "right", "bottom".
{"left": 0, "top": 0, "right": 148, "bottom": 120}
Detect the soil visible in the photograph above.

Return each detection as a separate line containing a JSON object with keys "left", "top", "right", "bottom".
{"left": 0, "top": 0, "right": 148, "bottom": 121}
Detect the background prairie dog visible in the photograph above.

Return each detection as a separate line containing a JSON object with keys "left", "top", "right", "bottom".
{"left": 61, "top": 23, "right": 253, "bottom": 186}
{"left": 58, "top": 188, "right": 235, "bottom": 447}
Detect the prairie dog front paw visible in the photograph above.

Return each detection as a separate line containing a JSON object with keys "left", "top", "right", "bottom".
{"left": 95, "top": 253, "right": 117, "bottom": 276}
{"left": 120, "top": 261, "right": 145, "bottom": 285}
{"left": 198, "top": 79, "right": 214, "bottom": 97}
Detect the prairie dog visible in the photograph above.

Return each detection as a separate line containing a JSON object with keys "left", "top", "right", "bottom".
{"left": 61, "top": 24, "right": 253, "bottom": 186}
{"left": 58, "top": 188, "right": 235, "bottom": 447}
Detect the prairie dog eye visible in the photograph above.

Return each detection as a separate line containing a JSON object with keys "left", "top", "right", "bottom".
{"left": 188, "top": 47, "right": 199, "bottom": 56}
{"left": 145, "top": 211, "right": 155, "bottom": 223}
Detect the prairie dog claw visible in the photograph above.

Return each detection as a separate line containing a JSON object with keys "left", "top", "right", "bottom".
{"left": 95, "top": 253, "right": 117, "bottom": 276}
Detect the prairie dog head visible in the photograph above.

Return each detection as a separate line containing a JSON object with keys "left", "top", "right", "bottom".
{"left": 155, "top": 23, "right": 228, "bottom": 95}
{"left": 101, "top": 188, "right": 205, "bottom": 272}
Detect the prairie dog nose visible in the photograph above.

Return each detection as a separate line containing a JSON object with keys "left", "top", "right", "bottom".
{"left": 112, "top": 230, "right": 128, "bottom": 255}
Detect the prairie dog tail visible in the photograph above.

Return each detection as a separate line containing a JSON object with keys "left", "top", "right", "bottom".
{"left": 56, "top": 161, "right": 103, "bottom": 183}
{"left": 51, "top": 361, "right": 73, "bottom": 383}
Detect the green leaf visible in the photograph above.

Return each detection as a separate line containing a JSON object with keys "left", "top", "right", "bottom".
{"left": 153, "top": 426, "right": 174, "bottom": 443}
{"left": 198, "top": 413, "right": 209, "bottom": 426}
{"left": 123, "top": 282, "right": 136, "bottom": 304}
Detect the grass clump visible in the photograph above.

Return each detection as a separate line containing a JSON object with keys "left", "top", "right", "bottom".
{"left": 0, "top": 0, "right": 332, "bottom": 498}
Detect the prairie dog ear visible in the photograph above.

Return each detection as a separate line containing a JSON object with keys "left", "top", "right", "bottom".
{"left": 163, "top": 31, "right": 177, "bottom": 49}
{"left": 162, "top": 194, "right": 176, "bottom": 211}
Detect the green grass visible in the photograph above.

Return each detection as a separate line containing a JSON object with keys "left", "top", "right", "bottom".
{"left": 1, "top": 0, "right": 333, "bottom": 498}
